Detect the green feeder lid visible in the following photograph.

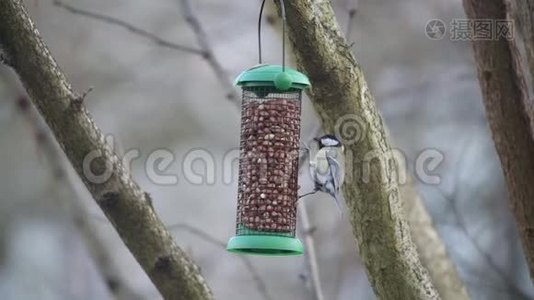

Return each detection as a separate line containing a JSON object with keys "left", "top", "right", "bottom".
{"left": 234, "top": 64, "right": 311, "bottom": 91}
{"left": 227, "top": 234, "right": 304, "bottom": 256}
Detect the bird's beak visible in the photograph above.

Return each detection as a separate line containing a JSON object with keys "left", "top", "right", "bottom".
{"left": 313, "top": 137, "right": 320, "bottom": 143}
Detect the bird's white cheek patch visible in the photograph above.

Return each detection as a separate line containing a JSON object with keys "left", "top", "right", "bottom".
{"left": 321, "top": 138, "right": 339, "bottom": 147}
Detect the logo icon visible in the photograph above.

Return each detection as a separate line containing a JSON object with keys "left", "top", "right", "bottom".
{"left": 425, "top": 19, "right": 446, "bottom": 40}
{"left": 335, "top": 114, "right": 367, "bottom": 146}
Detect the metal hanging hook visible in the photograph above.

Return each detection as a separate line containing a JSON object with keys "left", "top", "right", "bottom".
{"left": 258, "top": 0, "right": 287, "bottom": 71}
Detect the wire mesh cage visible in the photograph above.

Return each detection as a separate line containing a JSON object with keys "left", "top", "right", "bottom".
{"left": 238, "top": 88, "right": 301, "bottom": 236}
{"left": 227, "top": 64, "right": 310, "bottom": 256}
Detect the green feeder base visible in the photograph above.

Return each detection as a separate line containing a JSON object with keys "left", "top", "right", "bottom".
{"left": 226, "top": 235, "right": 304, "bottom": 256}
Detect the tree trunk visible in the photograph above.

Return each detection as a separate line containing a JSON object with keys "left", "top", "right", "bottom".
{"left": 510, "top": 0, "right": 534, "bottom": 90}
{"left": 463, "top": 0, "right": 534, "bottom": 283}
{"left": 0, "top": 1, "right": 213, "bottom": 299}
{"left": 275, "top": 1, "right": 441, "bottom": 299}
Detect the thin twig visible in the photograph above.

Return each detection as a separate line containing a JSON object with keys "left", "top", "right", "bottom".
{"left": 53, "top": 0, "right": 203, "bottom": 55}
{"left": 262, "top": 3, "right": 326, "bottom": 297}
{"left": 178, "top": 0, "right": 241, "bottom": 104}
{"left": 297, "top": 125, "right": 325, "bottom": 300}
{"left": 345, "top": 0, "right": 358, "bottom": 40}
{"left": 298, "top": 204, "right": 325, "bottom": 300}
{"left": 167, "top": 223, "right": 273, "bottom": 300}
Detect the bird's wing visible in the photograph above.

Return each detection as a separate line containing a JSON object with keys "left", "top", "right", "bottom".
{"left": 326, "top": 155, "right": 344, "bottom": 215}
{"left": 336, "top": 149, "right": 345, "bottom": 188}
{"left": 326, "top": 155, "right": 341, "bottom": 191}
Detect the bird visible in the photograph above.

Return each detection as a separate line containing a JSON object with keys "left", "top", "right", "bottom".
{"left": 300, "top": 134, "right": 345, "bottom": 213}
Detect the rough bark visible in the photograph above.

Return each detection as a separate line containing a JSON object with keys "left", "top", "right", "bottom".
{"left": 12, "top": 93, "right": 143, "bottom": 300}
{"left": 463, "top": 0, "right": 534, "bottom": 282}
{"left": 0, "top": 1, "right": 213, "bottom": 299}
{"left": 275, "top": 1, "right": 440, "bottom": 299}
{"left": 265, "top": 2, "right": 467, "bottom": 298}
{"left": 510, "top": 0, "right": 534, "bottom": 89}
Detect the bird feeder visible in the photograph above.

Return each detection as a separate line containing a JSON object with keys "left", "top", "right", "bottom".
{"left": 226, "top": 65, "right": 310, "bottom": 256}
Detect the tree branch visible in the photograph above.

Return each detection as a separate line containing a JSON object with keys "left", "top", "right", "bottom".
{"left": 348, "top": 2, "right": 468, "bottom": 297}
{"left": 0, "top": 1, "right": 213, "bottom": 299}
{"left": 463, "top": 0, "right": 534, "bottom": 283}
{"left": 274, "top": 1, "right": 439, "bottom": 298}
{"left": 52, "top": 0, "right": 203, "bottom": 55}
{"left": 178, "top": 0, "right": 241, "bottom": 103}
{"left": 266, "top": 2, "right": 466, "bottom": 297}
{"left": 297, "top": 201, "right": 325, "bottom": 300}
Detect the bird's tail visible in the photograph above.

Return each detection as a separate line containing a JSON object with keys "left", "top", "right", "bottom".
{"left": 333, "top": 191, "right": 344, "bottom": 217}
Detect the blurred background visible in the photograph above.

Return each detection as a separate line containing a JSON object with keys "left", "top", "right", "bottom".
{"left": 1, "top": 0, "right": 533, "bottom": 299}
